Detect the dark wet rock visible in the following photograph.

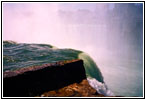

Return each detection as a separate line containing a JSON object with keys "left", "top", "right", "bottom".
{"left": 3, "top": 59, "right": 86, "bottom": 97}
{"left": 3, "top": 59, "right": 108, "bottom": 97}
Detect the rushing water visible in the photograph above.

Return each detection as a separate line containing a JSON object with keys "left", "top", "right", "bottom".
{"left": 3, "top": 41, "right": 81, "bottom": 71}
{"left": 3, "top": 40, "right": 114, "bottom": 96}
{"left": 3, "top": 40, "right": 143, "bottom": 97}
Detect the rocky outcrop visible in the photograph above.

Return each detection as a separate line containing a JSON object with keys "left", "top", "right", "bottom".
{"left": 3, "top": 59, "right": 104, "bottom": 97}
{"left": 38, "top": 79, "right": 104, "bottom": 97}
{"left": 4, "top": 59, "right": 86, "bottom": 97}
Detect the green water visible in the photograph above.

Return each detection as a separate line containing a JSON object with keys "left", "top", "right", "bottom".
{"left": 78, "top": 53, "right": 103, "bottom": 83}
{"left": 3, "top": 41, "right": 103, "bottom": 83}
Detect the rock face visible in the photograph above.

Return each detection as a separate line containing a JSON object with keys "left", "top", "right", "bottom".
{"left": 39, "top": 79, "right": 104, "bottom": 97}
{"left": 3, "top": 59, "right": 103, "bottom": 97}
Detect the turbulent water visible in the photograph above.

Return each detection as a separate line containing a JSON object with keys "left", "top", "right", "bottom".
{"left": 3, "top": 40, "right": 113, "bottom": 96}
{"left": 3, "top": 41, "right": 81, "bottom": 71}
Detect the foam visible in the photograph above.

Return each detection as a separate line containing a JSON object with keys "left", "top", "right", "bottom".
{"left": 87, "top": 77, "right": 115, "bottom": 96}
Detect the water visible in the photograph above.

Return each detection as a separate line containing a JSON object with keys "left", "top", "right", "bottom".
{"left": 3, "top": 40, "right": 114, "bottom": 96}
{"left": 98, "top": 58, "right": 143, "bottom": 97}
{"left": 3, "top": 41, "right": 81, "bottom": 71}
{"left": 87, "top": 77, "right": 114, "bottom": 96}
{"left": 3, "top": 41, "right": 143, "bottom": 97}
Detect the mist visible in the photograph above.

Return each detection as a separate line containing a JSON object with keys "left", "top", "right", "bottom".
{"left": 3, "top": 3, "right": 143, "bottom": 96}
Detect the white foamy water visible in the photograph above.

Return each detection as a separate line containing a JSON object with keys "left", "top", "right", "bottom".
{"left": 87, "top": 77, "right": 115, "bottom": 96}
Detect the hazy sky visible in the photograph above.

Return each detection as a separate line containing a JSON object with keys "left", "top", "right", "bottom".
{"left": 3, "top": 3, "right": 143, "bottom": 60}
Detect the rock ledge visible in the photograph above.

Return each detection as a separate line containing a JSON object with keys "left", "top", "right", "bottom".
{"left": 3, "top": 59, "right": 104, "bottom": 97}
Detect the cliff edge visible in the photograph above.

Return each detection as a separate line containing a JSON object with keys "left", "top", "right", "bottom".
{"left": 3, "top": 59, "right": 104, "bottom": 97}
